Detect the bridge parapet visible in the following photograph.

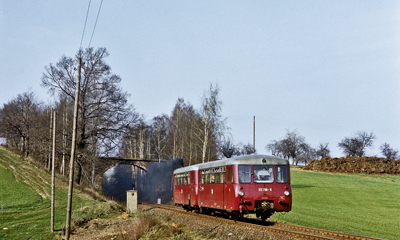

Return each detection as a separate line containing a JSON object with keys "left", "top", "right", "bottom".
{"left": 97, "top": 157, "right": 155, "bottom": 175}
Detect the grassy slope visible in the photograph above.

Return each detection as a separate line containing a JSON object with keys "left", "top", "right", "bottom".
{"left": 0, "top": 147, "right": 120, "bottom": 240}
{"left": 271, "top": 168, "right": 400, "bottom": 239}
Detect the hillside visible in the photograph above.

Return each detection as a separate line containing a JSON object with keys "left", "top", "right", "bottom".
{"left": 0, "top": 147, "right": 124, "bottom": 239}
{"left": 304, "top": 156, "right": 400, "bottom": 174}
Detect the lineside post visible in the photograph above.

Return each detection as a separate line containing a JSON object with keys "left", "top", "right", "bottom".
{"left": 65, "top": 58, "right": 81, "bottom": 240}
{"left": 51, "top": 110, "right": 56, "bottom": 232}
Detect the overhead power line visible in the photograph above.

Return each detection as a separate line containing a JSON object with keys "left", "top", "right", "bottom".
{"left": 80, "top": 0, "right": 92, "bottom": 50}
{"left": 88, "top": 0, "right": 104, "bottom": 48}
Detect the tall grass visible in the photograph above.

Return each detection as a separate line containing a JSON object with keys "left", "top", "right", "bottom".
{"left": 271, "top": 169, "right": 400, "bottom": 239}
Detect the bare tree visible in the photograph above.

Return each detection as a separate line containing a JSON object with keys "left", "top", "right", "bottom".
{"left": 239, "top": 142, "right": 255, "bottom": 155}
{"left": 197, "top": 83, "right": 225, "bottom": 163}
{"left": 119, "top": 98, "right": 207, "bottom": 166}
{"left": 285, "top": 130, "right": 305, "bottom": 164}
{"left": 338, "top": 131, "right": 376, "bottom": 157}
{"left": 266, "top": 140, "right": 280, "bottom": 157}
{"left": 266, "top": 139, "right": 289, "bottom": 158}
{"left": 170, "top": 98, "right": 185, "bottom": 159}
{"left": 296, "top": 142, "right": 317, "bottom": 165}
{"left": 168, "top": 98, "right": 206, "bottom": 165}
{"left": 41, "top": 47, "right": 139, "bottom": 184}
{"left": 315, "top": 142, "right": 331, "bottom": 159}
{"left": 380, "top": 143, "right": 399, "bottom": 159}
{"left": 151, "top": 114, "right": 169, "bottom": 160}
{"left": 120, "top": 90, "right": 226, "bottom": 166}
{"left": 0, "top": 91, "right": 42, "bottom": 159}
{"left": 120, "top": 115, "right": 145, "bottom": 159}
{"left": 265, "top": 129, "right": 311, "bottom": 165}
{"left": 179, "top": 103, "right": 200, "bottom": 165}
{"left": 220, "top": 137, "right": 240, "bottom": 158}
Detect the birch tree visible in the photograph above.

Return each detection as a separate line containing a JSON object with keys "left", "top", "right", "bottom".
{"left": 151, "top": 114, "right": 169, "bottom": 160}
{"left": 198, "top": 83, "right": 225, "bottom": 163}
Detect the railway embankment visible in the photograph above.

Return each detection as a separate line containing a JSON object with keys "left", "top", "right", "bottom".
{"left": 304, "top": 156, "right": 400, "bottom": 175}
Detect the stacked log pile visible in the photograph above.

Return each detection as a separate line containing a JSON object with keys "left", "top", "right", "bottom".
{"left": 303, "top": 157, "right": 400, "bottom": 175}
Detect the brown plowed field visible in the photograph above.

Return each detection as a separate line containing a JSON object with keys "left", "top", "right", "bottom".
{"left": 304, "top": 156, "right": 400, "bottom": 175}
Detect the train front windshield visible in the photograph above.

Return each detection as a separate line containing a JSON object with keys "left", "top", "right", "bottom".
{"left": 238, "top": 165, "right": 288, "bottom": 183}
{"left": 253, "top": 165, "right": 274, "bottom": 183}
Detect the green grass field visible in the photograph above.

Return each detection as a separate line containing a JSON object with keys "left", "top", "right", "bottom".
{"left": 1, "top": 147, "right": 399, "bottom": 239}
{"left": 0, "top": 148, "right": 122, "bottom": 240}
{"left": 271, "top": 168, "right": 400, "bottom": 239}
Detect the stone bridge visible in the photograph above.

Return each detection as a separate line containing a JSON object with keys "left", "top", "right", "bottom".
{"left": 94, "top": 157, "right": 156, "bottom": 190}
{"left": 97, "top": 157, "right": 155, "bottom": 174}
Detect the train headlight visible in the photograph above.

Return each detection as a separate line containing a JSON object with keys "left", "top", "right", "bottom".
{"left": 284, "top": 191, "right": 290, "bottom": 197}
{"left": 239, "top": 191, "right": 245, "bottom": 197}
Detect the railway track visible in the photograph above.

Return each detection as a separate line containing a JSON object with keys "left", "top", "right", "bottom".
{"left": 141, "top": 203, "right": 386, "bottom": 240}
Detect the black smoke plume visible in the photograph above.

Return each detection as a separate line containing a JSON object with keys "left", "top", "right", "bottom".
{"left": 102, "top": 158, "right": 183, "bottom": 204}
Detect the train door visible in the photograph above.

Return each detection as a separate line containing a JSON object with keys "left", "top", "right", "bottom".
{"left": 224, "top": 165, "right": 234, "bottom": 210}
{"left": 198, "top": 170, "right": 203, "bottom": 206}
{"left": 189, "top": 171, "right": 195, "bottom": 206}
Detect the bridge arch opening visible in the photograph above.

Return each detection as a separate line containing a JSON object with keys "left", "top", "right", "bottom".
{"left": 102, "top": 163, "right": 146, "bottom": 202}
{"left": 101, "top": 158, "right": 183, "bottom": 204}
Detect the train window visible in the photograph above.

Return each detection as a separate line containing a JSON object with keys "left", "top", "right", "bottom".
{"left": 230, "top": 167, "right": 233, "bottom": 183}
{"left": 210, "top": 173, "right": 215, "bottom": 184}
{"left": 199, "top": 172, "right": 201, "bottom": 184}
{"left": 214, "top": 172, "right": 219, "bottom": 184}
{"left": 191, "top": 172, "right": 194, "bottom": 184}
{"left": 175, "top": 172, "right": 192, "bottom": 185}
{"left": 238, "top": 165, "right": 252, "bottom": 183}
{"left": 205, "top": 173, "right": 210, "bottom": 184}
{"left": 276, "top": 165, "right": 287, "bottom": 183}
{"left": 253, "top": 165, "right": 274, "bottom": 183}
{"left": 201, "top": 173, "right": 205, "bottom": 184}
{"left": 226, "top": 166, "right": 231, "bottom": 183}
{"left": 221, "top": 172, "right": 226, "bottom": 184}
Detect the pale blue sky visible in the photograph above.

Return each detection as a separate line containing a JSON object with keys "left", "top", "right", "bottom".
{"left": 1, "top": 1, "right": 399, "bottom": 157}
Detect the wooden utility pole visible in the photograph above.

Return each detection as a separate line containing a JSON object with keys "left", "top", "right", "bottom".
{"left": 253, "top": 116, "right": 256, "bottom": 153}
{"left": 51, "top": 110, "right": 56, "bottom": 232}
{"left": 48, "top": 108, "right": 52, "bottom": 171}
{"left": 65, "top": 58, "right": 81, "bottom": 240}
{"left": 61, "top": 98, "right": 68, "bottom": 176}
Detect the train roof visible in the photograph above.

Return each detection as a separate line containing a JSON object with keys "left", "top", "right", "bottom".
{"left": 173, "top": 154, "right": 289, "bottom": 174}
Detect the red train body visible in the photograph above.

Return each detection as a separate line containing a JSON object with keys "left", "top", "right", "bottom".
{"left": 173, "top": 154, "right": 292, "bottom": 220}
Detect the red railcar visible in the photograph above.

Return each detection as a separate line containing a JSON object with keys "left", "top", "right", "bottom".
{"left": 173, "top": 166, "right": 199, "bottom": 207}
{"left": 173, "top": 154, "right": 292, "bottom": 221}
